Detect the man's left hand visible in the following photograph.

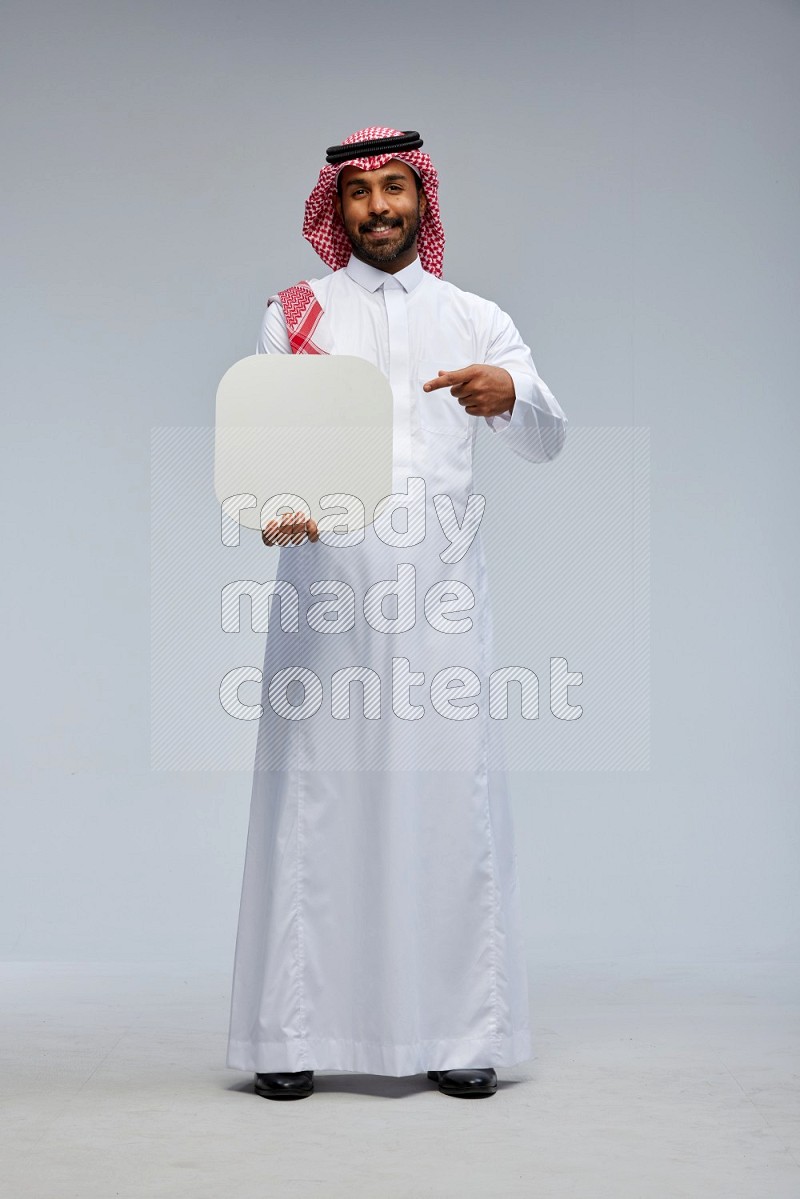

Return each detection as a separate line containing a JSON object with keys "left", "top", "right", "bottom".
{"left": 422, "top": 365, "right": 515, "bottom": 419}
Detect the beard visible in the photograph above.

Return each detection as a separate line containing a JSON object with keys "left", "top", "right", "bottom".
{"left": 346, "top": 203, "right": 422, "bottom": 265}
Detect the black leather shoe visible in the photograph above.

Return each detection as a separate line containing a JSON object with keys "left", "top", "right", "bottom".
{"left": 427, "top": 1068, "right": 498, "bottom": 1097}
{"left": 254, "top": 1070, "right": 314, "bottom": 1100}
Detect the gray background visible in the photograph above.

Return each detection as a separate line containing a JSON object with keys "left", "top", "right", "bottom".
{"left": 1, "top": 0, "right": 797, "bottom": 972}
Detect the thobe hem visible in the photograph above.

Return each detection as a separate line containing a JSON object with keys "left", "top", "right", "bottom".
{"left": 226, "top": 1025, "right": 532, "bottom": 1076}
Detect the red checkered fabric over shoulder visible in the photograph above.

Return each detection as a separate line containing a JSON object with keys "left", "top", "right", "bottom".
{"left": 271, "top": 282, "right": 327, "bottom": 355}
{"left": 303, "top": 126, "right": 445, "bottom": 278}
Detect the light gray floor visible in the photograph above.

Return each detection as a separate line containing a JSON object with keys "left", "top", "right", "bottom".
{"left": 2, "top": 961, "right": 798, "bottom": 1198}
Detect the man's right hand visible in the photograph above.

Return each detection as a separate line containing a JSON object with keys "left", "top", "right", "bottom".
{"left": 261, "top": 510, "right": 319, "bottom": 546}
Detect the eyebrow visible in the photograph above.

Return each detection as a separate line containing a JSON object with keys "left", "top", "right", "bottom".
{"left": 344, "top": 173, "right": 409, "bottom": 189}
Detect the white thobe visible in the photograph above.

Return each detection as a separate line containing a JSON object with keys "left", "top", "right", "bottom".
{"left": 226, "top": 253, "right": 567, "bottom": 1075}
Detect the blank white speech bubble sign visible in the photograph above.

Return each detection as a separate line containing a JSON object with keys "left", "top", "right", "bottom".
{"left": 214, "top": 355, "right": 394, "bottom": 534}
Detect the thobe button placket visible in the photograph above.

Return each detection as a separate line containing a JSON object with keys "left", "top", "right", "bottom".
{"left": 382, "top": 280, "right": 413, "bottom": 494}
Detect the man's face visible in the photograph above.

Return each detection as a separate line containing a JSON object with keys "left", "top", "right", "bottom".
{"left": 334, "top": 160, "right": 427, "bottom": 272}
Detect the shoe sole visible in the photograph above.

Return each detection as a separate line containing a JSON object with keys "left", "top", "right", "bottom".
{"left": 436, "top": 1086, "right": 497, "bottom": 1097}
{"left": 254, "top": 1086, "right": 314, "bottom": 1100}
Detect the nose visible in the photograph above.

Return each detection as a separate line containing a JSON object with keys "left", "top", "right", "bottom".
{"left": 368, "top": 191, "right": 390, "bottom": 216}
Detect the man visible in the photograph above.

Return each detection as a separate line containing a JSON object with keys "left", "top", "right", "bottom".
{"left": 226, "top": 127, "right": 567, "bottom": 1100}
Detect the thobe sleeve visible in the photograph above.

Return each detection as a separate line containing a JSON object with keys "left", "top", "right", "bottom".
{"left": 482, "top": 304, "right": 567, "bottom": 463}
{"left": 256, "top": 298, "right": 292, "bottom": 355}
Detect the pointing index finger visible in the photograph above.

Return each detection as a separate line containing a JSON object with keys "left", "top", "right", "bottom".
{"left": 422, "top": 367, "right": 471, "bottom": 392}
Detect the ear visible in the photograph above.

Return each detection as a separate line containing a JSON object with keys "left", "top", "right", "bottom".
{"left": 419, "top": 188, "right": 428, "bottom": 215}
{"left": 334, "top": 192, "right": 343, "bottom": 223}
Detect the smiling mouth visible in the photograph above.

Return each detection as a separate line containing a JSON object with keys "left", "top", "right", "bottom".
{"left": 363, "top": 223, "right": 401, "bottom": 237}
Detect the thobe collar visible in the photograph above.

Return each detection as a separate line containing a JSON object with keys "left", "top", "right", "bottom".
{"left": 344, "top": 253, "right": 424, "bottom": 294}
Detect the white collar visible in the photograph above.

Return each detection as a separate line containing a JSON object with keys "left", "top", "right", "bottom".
{"left": 344, "top": 253, "right": 424, "bottom": 294}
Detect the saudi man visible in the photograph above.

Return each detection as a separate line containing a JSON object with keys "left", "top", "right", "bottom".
{"left": 226, "top": 127, "right": 567, "bottom": 1100}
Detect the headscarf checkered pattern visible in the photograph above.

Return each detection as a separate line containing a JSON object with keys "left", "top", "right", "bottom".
{"left": 303, "top": 126, "right": 445, "bottom": 278}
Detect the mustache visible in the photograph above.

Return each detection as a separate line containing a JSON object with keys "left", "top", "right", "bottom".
{"left": 359, "top": 218, "right": 403, "bottom": 233}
